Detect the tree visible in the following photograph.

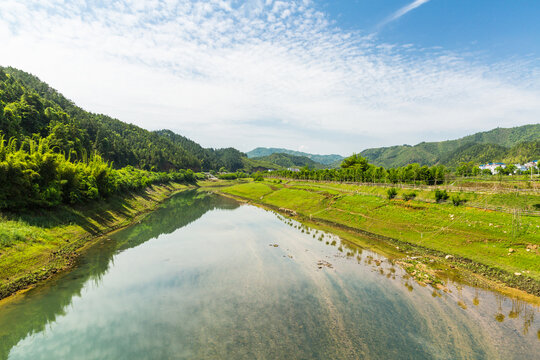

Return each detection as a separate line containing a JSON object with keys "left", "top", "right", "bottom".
{"left": 341, "top": 154, "right": 369, "bottom": 171}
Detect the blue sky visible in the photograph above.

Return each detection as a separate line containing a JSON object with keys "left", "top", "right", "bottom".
{"left": 317, "top": 0, "right": 540, "bottom": 60}
{"left": 0, "top": 0, "right": 539, "bottom": 155}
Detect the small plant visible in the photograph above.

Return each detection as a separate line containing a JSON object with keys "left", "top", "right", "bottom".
{"left": 387, "top": 188, "right": 398, "bottom": 200}
{"left": 403, "top": 191, "right": 417, "bottom": 201}
{"left": 451, "top": 195, "right": 465, "bottom": 206}
{"left": 434, "top": 189, "right": 449, "bottom": 203}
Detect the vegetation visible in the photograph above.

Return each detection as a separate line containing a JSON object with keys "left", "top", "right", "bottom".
{"left": 360, "top": 124, "right": 540, "bottom": 168}
{"left": 0, "top": 135, "right": 194, "bottom": 210}
{"left": 0, "top": 66, "right": 249, "bottom": 172}
{"left": 402, "top": 191, "right": 417, "bottom": 201}
{"left": 270, "top": 154, "right": 448, "bottom": 185}
{"left": 252, "top": 152, "right": 324, "bottom": 169}
{"left": 434, "top": 189, "right": 449, "bottom": 203}
{"left": 387, "top": 188, "right": 397, "bottom": 200}
{"left": 246, "top": 147, "right": 344, "bottom": 166}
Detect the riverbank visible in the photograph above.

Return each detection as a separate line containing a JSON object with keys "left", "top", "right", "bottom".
{"left": 0, "top": 182, "right": 191, "bottom": 300}
{"left": 203, "top": 180, "right": 540, "bottom": 299}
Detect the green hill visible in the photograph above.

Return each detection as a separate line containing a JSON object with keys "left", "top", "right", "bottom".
{"left": 0, "top": 66, "right": 247, "bottom": 172}
{"left": 360, "top": 124, "right": 540, "bottom": 168}
{"left": 252, "top": 153, "right": 324, "bottom": 169}
{"left": 246, "top": 147, "right": 343, "bottom": 166}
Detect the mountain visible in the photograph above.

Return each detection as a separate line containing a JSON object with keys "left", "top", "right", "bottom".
{"left": 252, "top": 153, "right": 324, "bottom": 169}
{"left": 360, "top": 124, "right": 540, "bottom": 168}
{"left": 154, "top": 130, "right": 246, "bottom": 171}
{"left": 0, "top": 66, "right": 246, "bottom": 172}
{"left": 247, "top": 147, "right": 344, "bottom": 166}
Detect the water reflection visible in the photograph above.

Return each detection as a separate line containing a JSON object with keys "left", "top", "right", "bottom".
{"left": 0, "top": 190, "right": 238, "bottom": 359}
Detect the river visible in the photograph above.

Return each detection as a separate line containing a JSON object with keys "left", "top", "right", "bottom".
{"left": 0, "top": 190, "right": 538, "bottom": 359}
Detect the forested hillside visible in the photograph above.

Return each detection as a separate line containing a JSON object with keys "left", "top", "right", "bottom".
{"left": 0, "top": 66, "right": 254, "bottom": 210}
{"left": 247, "top": 147, "right": 344, "bottom": 166}
{"left": 252, "top": 153, "right": 324, "bottom": 169}
{"left": 154, "top": 130, "right": 246, "bottom": 171}
{"left": 360, "top": 124, "right": 540, "bottom": 168}
{"left": 0, "top": 67, "right": 246, "bottom": 172}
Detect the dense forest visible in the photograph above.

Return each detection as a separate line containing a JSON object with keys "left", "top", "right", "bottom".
{"left": 251, "top": 153, "right": 324, "bottom": 169}
{"left": 361, "top": 124, "right": 540, "bottom": 168}
{"left": 247, "top": 147, "right": 344, "bottom": 166}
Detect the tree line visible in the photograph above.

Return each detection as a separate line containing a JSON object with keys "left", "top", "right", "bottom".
{"left": 269, "top": 154, "right": 447, "bottom": 185}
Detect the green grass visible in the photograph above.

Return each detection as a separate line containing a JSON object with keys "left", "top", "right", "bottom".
{"left": 217, "top": 180, "right": 540, "bottom": 286}
{"left": 219, "top": 182, "right": 275, "bottom": 199}
{"left": 283, "top": 180, "right": 540, "bottom": 213}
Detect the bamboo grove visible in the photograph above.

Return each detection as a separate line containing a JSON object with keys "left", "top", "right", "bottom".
{"left": 0, "top": 135, "right": 195, "bottom": 210}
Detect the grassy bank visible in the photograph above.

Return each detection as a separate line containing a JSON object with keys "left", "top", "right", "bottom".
{"left": 0, "top": 182, "right": 190, "bottom": 300}
{"left": 210, "top": 180, "right": 540, "bottom": 296}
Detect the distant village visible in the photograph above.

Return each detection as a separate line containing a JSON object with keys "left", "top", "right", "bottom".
{"left": 479, "top": 160, "right": 538, "bottom": 174}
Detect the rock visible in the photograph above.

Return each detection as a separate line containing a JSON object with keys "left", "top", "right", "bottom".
{"left": 445, "top": 255, "right": 453, "bottom": 260}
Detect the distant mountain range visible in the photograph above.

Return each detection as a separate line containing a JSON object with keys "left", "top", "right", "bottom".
{"left": 360, "top": 124, "right": 540, "bottom": 168}
{"left": 247, "top": 147, "right": 344, "bottom": 166}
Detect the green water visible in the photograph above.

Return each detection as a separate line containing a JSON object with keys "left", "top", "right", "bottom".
{"left": 0, "top": 190, "right": 538, "bottom": 359}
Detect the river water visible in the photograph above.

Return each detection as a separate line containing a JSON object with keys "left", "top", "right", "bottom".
{"left": 0, "top": 190, "right": 538, "bottom": 359}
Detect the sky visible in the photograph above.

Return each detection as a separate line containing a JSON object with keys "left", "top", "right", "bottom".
{"left": 0, "top": 0, "right": 539, "bottom": 155}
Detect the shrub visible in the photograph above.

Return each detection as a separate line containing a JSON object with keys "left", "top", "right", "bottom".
{"left": 252, "top": 172, "right": 264, "bottom": 181}
{"left": 403, "top": 191, "right": 416, "bottom": 201}
{"left": 387, "top": 188, "right": 398, "bottom": 200}
{"left": 434, "top": 189, "right": 449, "bottom": 203}
{"left": 451, "top": 195, "right": 465, "bottom": 206}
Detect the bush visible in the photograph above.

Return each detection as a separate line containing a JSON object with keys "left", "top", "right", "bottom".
{"left": 387, "top": 188, "right": 398, "bottom": 200}
{"left": 218, "top": 173, "right": 238, "bottom": 180}
{"left": 252, "top": 172, "right": 264, "bottom": 181}
{"left": 434, "top": 189, "right": 449, "bottom": 203}
{"left": 403, "top": 191, "right": 416, "bottom": 201}
{"left": 451, "top": 195, "right": 465, "bottom": 206}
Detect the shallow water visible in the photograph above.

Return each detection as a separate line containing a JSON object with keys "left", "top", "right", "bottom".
{"left": 0, "top": 190, "right": 538, "bottom": 359}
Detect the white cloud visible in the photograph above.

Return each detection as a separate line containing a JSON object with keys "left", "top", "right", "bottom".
{"left": 0, "top": 0, "right": 538, "bottom": 155}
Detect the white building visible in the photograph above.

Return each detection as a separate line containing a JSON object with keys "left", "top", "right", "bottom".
{"left": 479, "top": 160, "right": 538, "bottom": 174}
{"left": 479, "top": 163, "right": 506, "bottom": 174}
